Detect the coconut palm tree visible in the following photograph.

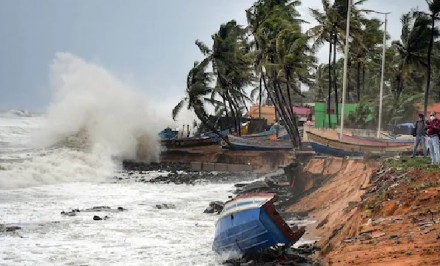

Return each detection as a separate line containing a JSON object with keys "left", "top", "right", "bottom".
{"left": 422, "top": 0, "right": 440, "bottom": 116}
{"left": 196, "top": 20, "right": 255, "bottom": 135}
{"left": 172, "top": 60, "right": 231, "bottom": 144}
{"left": 392, "top": 11, "right": 431, "bottom": 102}
{"left": 247, "top": 0, "right": 311, "bottom": 148}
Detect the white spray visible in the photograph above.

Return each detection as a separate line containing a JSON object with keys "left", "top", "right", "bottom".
{"left": 0, "top": 52, "right": 165, "bottom": 189}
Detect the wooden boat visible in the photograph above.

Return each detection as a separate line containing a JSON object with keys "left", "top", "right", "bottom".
{"left": 212, "top": 193, "right": 304, "bottom": 255}
{"left": 353, "top": 134, "right": 413, "bottom": 144}
{"left": 159, "top": 128, "right": 178, "bottom": 140}
{"left": 338, "top": 133, "right": 413, "bottom": 147}
{"left": 307, "top": 131, "right": 412, "bottom": 156}
{"left": 162, "top": 129, "right": 231, "bottom": 148}
{"left": 222, "top": 135, "right": 293, "bottom": 151}
{"left": 162, "top": 136, "right": 214, "bottom": 148}
{"left": 309, "top": 142, "right": 362, "bottom": 157}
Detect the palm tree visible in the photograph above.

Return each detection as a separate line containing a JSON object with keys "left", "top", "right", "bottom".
{"left": 309, "top": 0, "right": 366, "bottom": 126}
{"left": 246, "top": 0, "right": 309, "bottom": 148}
{"left": 392, "top": 12, "right": 431, "bottom": 102}
{"left": 196, "top": 20, "right": 254, "bottom": 135}
{"left": 422, "top": 0, "right": 440, "bottom": 116}
{"left": 172, "top": 61, "right": 231, "bottom": 145}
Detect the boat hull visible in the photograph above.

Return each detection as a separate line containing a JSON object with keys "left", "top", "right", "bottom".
{"left": 212, "top": 193, "right": 304, "bottom": 255}
{"left": 307, "top": 131, "right": 412, "bottom": 155}
{"left": 339, "top": 134, "right": 413, "bottom": 147}
{"left": 222, "top": 135, "right": 293, "bottom": 151}
{"left": 309, "top": 142, "right": 362, "bottom": 157}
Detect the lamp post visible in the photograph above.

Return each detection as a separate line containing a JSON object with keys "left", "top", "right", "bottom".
{"left": 374, "top": 12, "right": 390, "bottom": 138}
{"left": 339, "top": 0, "right": 352, "bottom": 140}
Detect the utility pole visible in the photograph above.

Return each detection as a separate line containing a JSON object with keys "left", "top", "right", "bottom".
{"left": 339, "top": 0, "right": 352, "bottom": 140}
{"left": 376, "top": 12, "right": 390, "bottom": 138}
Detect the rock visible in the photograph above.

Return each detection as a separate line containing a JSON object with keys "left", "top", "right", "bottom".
{"left": 389, "top": 234, "right": 400, "bottom": 240}
{"left": 155, "top": 203, "right": 176, "bottom": 209}
{"left": 0, "top": 225, "right": 21, "bottom": 232}
{"left": 61, "top": 209, "right": 80, "bottom": 216}
{"left": 204, "top": 201, "right": 224, "bottom": 214}
{"left": 93, "top": 215, "right": 103, "bottom": 220}
{"left": 359, "top": 233, "right": 372, "bottom": 241}
{"left": 372, "top": 233, "right": 386, "bottom": 239}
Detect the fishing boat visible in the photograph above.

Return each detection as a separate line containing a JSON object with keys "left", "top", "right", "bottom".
{"left": 309, "top": 142, "right": 362, "bottom": 157}
{"left": 307, "top": 131, "right": 412, "bottom": 157}
{"left": 162, "top": 129, "right": 232, "bottom": 148}
{"left": 352, "top": 134, "right": 413, "bottom": 144}
{"left": 222, "top": 135, "right": 293, "bottom": 151}
{"left": 338, "top": 133, "right": 413, "bottom": 147}
{"left": 159, "top": 127, "right": 178, "bottom": 140}
{"left": 212, "top": 193, "right": 304, "bottom": 255}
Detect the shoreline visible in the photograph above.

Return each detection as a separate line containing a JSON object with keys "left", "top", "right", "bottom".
{"left": 144, "top": 145, "right": 440, "bottom": 265}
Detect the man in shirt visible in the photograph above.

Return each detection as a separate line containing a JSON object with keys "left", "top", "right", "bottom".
{"left": 412, "top": 113, "right": 427, "bottom": 158}
{"left": 426, "top": 112, "right": 440, "bottom": 164}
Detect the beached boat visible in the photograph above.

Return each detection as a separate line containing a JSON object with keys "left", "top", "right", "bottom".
{"left": 222, "top": 135, "right": 293, "bottom": 151}
{"left": 162, "top": 129, "right": 231, "bottom": 148}
{"left": 307, "top": 131, "right": 412, "bottom": 157}
{"left": 212, "top": 193, "right": 304, "bottom": 255}
{"left": 338, "top": 133, "right": 413, "bottom": 147}
{"left": 309, "top": 142, "right": 362, "bottom": 157}
{"left": 159, "top": 128, "right": 178, "bottom": 140}
{"left": 353, "top": 134, "right": 413, "bottom": 144}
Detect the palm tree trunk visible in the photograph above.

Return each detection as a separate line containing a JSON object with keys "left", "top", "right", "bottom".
{"left": 333, "top": 32, "right": 339, "bottom": 126}
{"left": 274, "top": 78, "right": 301, "bottom": 148}
{"left": 286, "top": 74, "right": 295, "bottom": 119}
{"left": 328, "top": 39, "right": 333, "bottom": 128}
{"left": 262, "top": 74, "right": 298, "bottom": 148}
{"left": 362, "top": 64, "right": 365, "bottom": 96}
{"left": 231, "top": 95, "right": 242, "bottom": 136}
{"left": 193, "top": 106, "right": 234, "bottom": 149}
{"left": 281, "top": 80, "right": 301, "bottom": 148}
{"left": 424, "top": 15, "right": 435, "bottom": 117}
{"left": 357, "top": 60, "right": 361, "bottom": 102}
{"left": 221, "top": 93, "right": 229, "bottom": 117}
{"left": 259, "top": 76, "right": 263, "bottom": 119}
{"left": 225, "top": 90, "right": 238, "bottom": 134}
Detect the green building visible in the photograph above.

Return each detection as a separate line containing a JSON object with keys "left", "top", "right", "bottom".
{"left": 313, "top": 102, "right": 359, "bottom": 128}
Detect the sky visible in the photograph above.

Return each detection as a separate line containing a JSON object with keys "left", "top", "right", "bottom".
{"left": 0, "top": 0, "right": 427, "bottom": 114}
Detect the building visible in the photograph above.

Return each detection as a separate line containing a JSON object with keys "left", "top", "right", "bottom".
{"left": 248, "top": 104, "right": 311, "bottom": 125}
{"left": 313, "top": 102, "right": 359, "bottom": 129}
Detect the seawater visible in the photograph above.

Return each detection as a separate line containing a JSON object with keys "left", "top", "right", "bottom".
{"left": 0, "top": 114, "right": 235, "bottom": 266}
{"left": 0, "top": 53, "right": 236, "bottom": 265}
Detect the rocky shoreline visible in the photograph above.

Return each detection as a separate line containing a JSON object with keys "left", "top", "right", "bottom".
{"left": 121, "top": 160, "right": 319, "bottom": 266}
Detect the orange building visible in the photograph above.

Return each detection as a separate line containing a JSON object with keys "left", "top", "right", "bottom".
{"left": 248, "top": 105, "right": 276, "bottom": 124}
{"left": 248, "top": 105, "right": 311, "bottom": 125}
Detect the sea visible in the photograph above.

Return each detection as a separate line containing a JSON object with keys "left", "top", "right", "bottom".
{"left": 0, "top": 53, "right": 240, "bottom": 266}
{"left": 0, "top": 110, "right": 246, "bottom": 266}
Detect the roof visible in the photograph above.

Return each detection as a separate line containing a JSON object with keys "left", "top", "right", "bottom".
{"left": 248, "top": 105, "right": 311, "bottom": 117}
{"left": 417, "top": 103, "right": 440, "bottom": 114}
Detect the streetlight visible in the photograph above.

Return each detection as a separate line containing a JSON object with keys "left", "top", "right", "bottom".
{"left": 371, "top": 11, "right": 390, "bottom": 138}
{"left": 339, "top": 0, "right": 352, "bottom": 140}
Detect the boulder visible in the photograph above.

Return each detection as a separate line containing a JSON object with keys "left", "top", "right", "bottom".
{"left": 204, "top": 201, "right": 225, "bottom": 214}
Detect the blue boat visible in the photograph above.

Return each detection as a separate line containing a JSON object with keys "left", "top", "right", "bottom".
{"left": 159, "top": 127, "right": 178, "bottom": 140}
{"left": 222, "top": 135, "right": 293, "bottom": 151}
{"left": 212, "top": 193, "right": 304, "bottom": 255}
{"left": 309, "top": 142, "right": 362, "bottom": 157}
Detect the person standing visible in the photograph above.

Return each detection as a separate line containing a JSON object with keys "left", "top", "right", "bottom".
{"left": 412, "top": 114, "right": 427, "bottom": 158}
{"left": 426, "top": 112, "right": 440, "bottom": 164}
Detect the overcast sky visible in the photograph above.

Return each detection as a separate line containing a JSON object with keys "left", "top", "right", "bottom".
{"left": 0, "top": 0, "right": 427, "bottom": 112}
